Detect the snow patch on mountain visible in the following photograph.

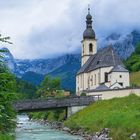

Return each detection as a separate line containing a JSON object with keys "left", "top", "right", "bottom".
{"left": 0, "top": 47, "right": 17, "bottom": 72}
{"left": 1, "top": 30, "right": 140, "bottom": 77}
{"left": 98, "top": 31, "right": 140, "bottom": 59}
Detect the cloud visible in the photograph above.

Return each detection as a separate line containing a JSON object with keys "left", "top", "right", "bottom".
{"left": 93, "top": 0, "right": 140, "bottom": 35}
{"left": 0, "top": 0, "right": 140, "bottom": 59}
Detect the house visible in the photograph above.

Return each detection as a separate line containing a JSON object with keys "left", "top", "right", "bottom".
{"left": 76, "top": 8, "right": 130, "bottom": 95}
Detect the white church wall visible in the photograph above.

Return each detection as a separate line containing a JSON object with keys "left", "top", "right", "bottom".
{"left": 76, "top": 74, "right": 83, "bottom": 95}
{"left": 76, "top": 67, "right": 115, "bottom": 95}
{"left": 87, "top": 67, "right": 113, "bottom": 89}
{"left": 76, "top": 73, "right": 89, "bottom": 95}
{"left": 76, "top": 67, "right": 130, "bottom": 95}
{"left": 109, "top": 72, "right": 130, "bottom": 88}
{"left": 87, "top": 88, "right": 140, "bottom": 100}
{"left": 76, "top": 75, "right": 79, "bottom": 94}
{"left": 100, "top": 67, "right": 113, "bottom": 83}
{"left": 76, "top": 7, "right": 130, "bottom": 96}
{"left": 81, "top": 39, "right": 97, "bottom": 66}
{"left": 89, "top": 69, "right": 100, "bottom": 89}
{"left": 83, "top": 73, "right": 89, "bottom": 90}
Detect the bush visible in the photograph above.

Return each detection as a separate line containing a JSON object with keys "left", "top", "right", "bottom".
{"left": 125, "top": 43, "right": 140, "bottom": 72}
{"left": 0, "top": 73, "right": 17, "bottom": 92}
{"left": 29, "top": 108, "right": 66, "bottom": 122}
{"left": 0, "top": 92, "right": 16, "bottom": 133}
{"left": 81, "top": 92, "right": 86, "bottom": 96}
{"left": 135, "top": 43, "right": 140, "bottom": 54}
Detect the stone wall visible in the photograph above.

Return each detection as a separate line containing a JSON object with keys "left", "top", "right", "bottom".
{"left": 87, "top": 88, "right": 140, "bottom": 100}
{"left": 67, "top": 106, "right": 86, "bottom": 117}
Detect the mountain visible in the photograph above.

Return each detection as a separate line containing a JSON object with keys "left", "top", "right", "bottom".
{"left": 47, "top": 55, "right": 81, "bottom": 92}
{"left": 2, "top": 30, "right": 140, "bottom": 77}
{"left": 1, "top": 30, "right": 140, "bottom": 92}
{"left": 19, "top": 54, "right": 81, "bottom": 92}
{"left": 98, "top": 30, "right": 140, "bottom": 60}
{"left": 15, "top": 54, "right": 80, "bottom": 77}
{"left": 0, "top": 47, "right": 17, "bottom": 73}
{"left": 132, "top": 30, "right": 140, "bottom": 46}
{"left": 21, "top": 71, "right": 44, "bottom": 85}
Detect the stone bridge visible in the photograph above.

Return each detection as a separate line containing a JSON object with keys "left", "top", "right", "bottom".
{"left": 13, "top": 95, "right": 101, "bottom": 117}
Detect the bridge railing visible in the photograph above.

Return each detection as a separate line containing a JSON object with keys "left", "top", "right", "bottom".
{"left": 13, "top": 94, "right": 102, "bottom": 103}
{"left": 12, "top": 94, "right": 102, "bottom": 112}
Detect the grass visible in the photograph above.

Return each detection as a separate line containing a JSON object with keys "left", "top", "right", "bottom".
{"left": 64, "top": 94, "right": 140, "bottom": 140}
{"left": 130, "top": 71, "right": 140, "bottom": 87}
{"left": 0, "top": 134, "right": 14, "bottom": 140}
{"left": 29, "top": 108, "right": 66, "bottom": 122}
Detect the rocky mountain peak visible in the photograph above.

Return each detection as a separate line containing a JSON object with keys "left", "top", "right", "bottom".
{"left": 0, "top": 47, "right": 16, "bottom": 73}
{"left": 1, "top": 29, "right": 140, "bottom": 80}
{"left": 131, "top": 30, "right": 140, "bottom": 46}
{"left": 106, "top": 33, "right": 121, "bottom": 41}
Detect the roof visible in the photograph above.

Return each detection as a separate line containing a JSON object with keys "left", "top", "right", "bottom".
{"left": 83, "top": 28, "right": 95, "bottom": 39}
{"left": 86, "top": 13, "right": 92, "bottom": 19}
{"left": 83, "top": 8, "right": 95, "bottom": 39}
{"left": 109, "top": 82, "right": 123, "bottom": 89}
{"left": 95, "top": 84, "right": 110, "bottom": 91}
{"left": 77, "top": 46, "right": 125, "bottom": 75}
{"left": 110, "top": 65, "right": 129, "bottom": 72}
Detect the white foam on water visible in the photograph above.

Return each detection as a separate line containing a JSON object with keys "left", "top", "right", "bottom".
{"left": 15, "top": 114, "right": 83, "bottom": 140}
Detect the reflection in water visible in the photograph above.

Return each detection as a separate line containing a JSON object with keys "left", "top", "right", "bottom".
{"left": 16, "top": 114, "right": 82, "bottom": 140}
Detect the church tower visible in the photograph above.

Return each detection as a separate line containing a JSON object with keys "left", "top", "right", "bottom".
{"left": 81, "top": 7, "right": 97, "bottom": 66}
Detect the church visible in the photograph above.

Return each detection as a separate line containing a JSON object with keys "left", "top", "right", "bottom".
{"left": 76, "top": 8, "right": 130, "bottom": 95}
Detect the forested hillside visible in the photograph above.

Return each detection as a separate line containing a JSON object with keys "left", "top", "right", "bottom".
{"left": 0, "top": 35, "right": 38, "bottom": 139}
{"left": 125, "top": 43, "right": 140, "bottom": 72}
{"left": 125, "top": 43, "right": 140, "bottom": 87}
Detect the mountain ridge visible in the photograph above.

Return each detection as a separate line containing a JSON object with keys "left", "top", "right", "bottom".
{"left": 1, "top": 29, "right": 140, "bottom": 91}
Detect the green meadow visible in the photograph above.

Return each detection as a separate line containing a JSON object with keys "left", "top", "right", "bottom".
{"left": 65, "top": 94, "right": 140, "bottom": 140}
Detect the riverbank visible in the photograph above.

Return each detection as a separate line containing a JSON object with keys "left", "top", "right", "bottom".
{"left": 31, "top": 118, "right": 112, "bottom": 140}
{"left": 28, "top": 94, "right": 140, "bottom": 140}
{"left": 16, "top": 115, "right": 82, "bottom": 140}
{"left": 65, "top": 94, "right": 140, "bottom": 140}
{"left": 30, "top": 119, "right": 87, "bottom": 139}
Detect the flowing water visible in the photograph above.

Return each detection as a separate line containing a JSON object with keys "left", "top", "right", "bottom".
{"left": 15, "top": 115, "right": 83, "bottom": 140}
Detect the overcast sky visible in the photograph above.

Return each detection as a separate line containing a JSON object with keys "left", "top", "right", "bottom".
{"left": 0, "top": 0, "right": 140, "bottom": 59}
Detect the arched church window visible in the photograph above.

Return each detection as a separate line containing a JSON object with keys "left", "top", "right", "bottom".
{"left": 91, "top": 75, "right": 93, "bottom": 86}
{"left": 88, "top": 77, "right": 90, "bottom": 89}
{"left": 98, "top": 73, "right": 100, "bottom": 84}
{"left": 105, "top": 72, "right": 108, "bottom": 82}
{"left": 80, "top": 75, "right": 82, "bottom": 88}
{"left": 77, "top": 76, "right": 79, "bottom": 83}
{"left": 83, "top": 45, "right": 84, "bottom": 54}
{"left": 78, "top": 87, "right": 79, "bottom": 91}
{"left": 94, "top": 74, "right": 96, "bottom": 85}
{"left": 89, "top": 43, "right": 93, "bottom": 52}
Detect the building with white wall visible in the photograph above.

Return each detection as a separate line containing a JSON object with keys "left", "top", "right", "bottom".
{"left": 76, "top": 8, "right": 130, "bottom": 95}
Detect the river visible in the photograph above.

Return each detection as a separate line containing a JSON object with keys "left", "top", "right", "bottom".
{"left": 15, "top": 115, "right": 83, "bottom": 140}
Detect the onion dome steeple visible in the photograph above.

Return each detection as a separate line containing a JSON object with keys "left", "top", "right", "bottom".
{"left": 83, "top": 6, "right": 95, "bottom": 39}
